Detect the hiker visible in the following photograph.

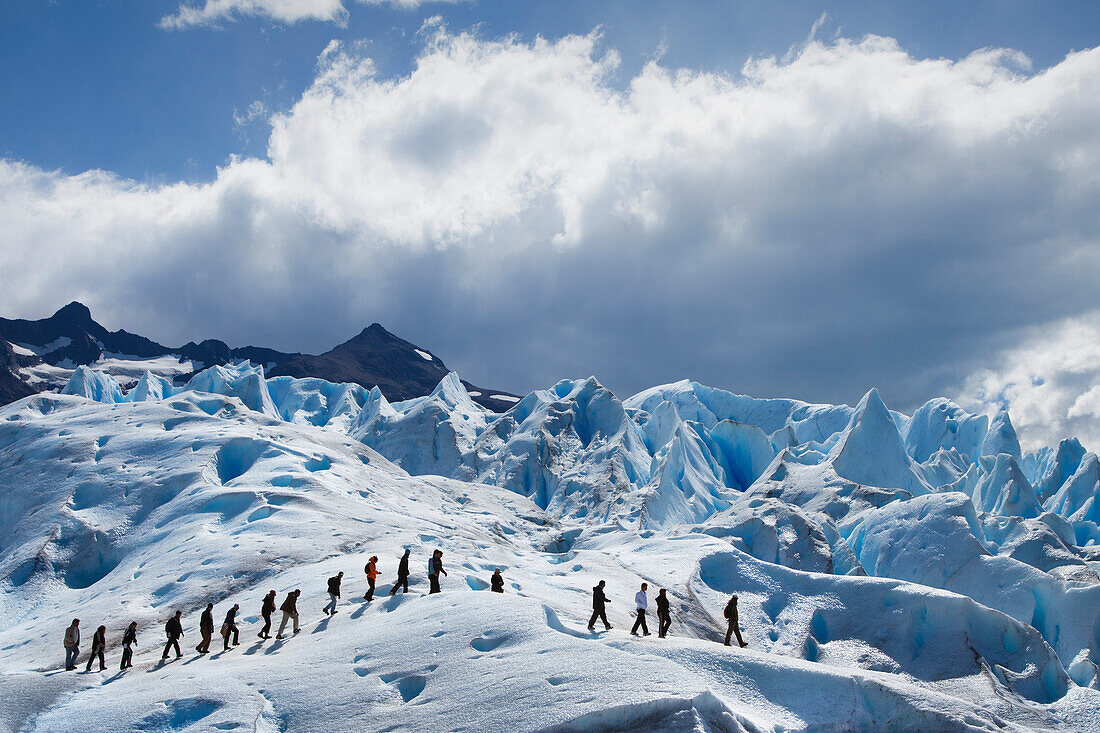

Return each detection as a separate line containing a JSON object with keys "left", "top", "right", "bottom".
{"left": 631, "top": 583, "right": 650, "bottom": 637}
{"left": 64, "top": 619, "right": 80, "bottom": 670}
{"left": 324, "top": 572, "right": 343, "bottom": 615}
{"left": 85, "top": 625, "right": 106, "bottom": 672}
{"left": 364, "top": 556, "right": 379, "bottom": 601}
{"left": 276, "top": 589, "right": 301, "bottom": 639}
{"left": 120, "top": 621, "right": 137, "bottom": 670}
{"left": 161, "top": 611, "right": 184, "bottom": 660}
{"left": 259, "top": 591, "right": 277, "bottom": 638}
{"left": 428, "top": 550, "right": 447, "bottom": 594}
{"left": 389, "top": 550, "right": 411, "bottom": 596}
{"left": 196, "top": 603, "right": 214, "bottom": 654}
{"left": 656, "top": 588, "right": 671, "bottom": 638}
{"left": 587, "top": 581, "right": 612, "bottom": 631}
{"left": 490, "top": 569, "right": 504, "bottom": 593}
{"left": 723, "top": 595, "right": 748, "bottom": 648}
{"left": 222, "top": 604, "right": 240, "bottom": 650}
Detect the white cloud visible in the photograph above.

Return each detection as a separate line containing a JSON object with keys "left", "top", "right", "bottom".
{"left": 957, "top": 313, "right": 1100, "bottom": 453}
{"left": 2, "top": 28, "right": 1100, "bottom": 432}
{"left": 160, "top": 0, "right": 455, "bottom": 30}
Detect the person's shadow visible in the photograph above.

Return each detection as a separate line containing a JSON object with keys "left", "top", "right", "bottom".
{"left": 243, "top": 639, "right": 266, "bottom": 656}
{"left": 263, "top": 639, "right": 285, "bottom": 655}
{"left": 312, "top": 617, "right": 331, "bottom": 635}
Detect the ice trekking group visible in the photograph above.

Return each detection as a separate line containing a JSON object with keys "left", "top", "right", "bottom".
{"left": 61, "top": 547, "right": 747, "bottom": 672}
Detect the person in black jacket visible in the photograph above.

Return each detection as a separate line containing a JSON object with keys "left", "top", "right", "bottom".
{"left": 120, "top": 622, "right": 137, "bottom": 670}
{"left": 656, "top": 588, "right": 672, "bottom": 638}
{"left": 587, "top": 580, "right": 612, "bottom": 631}
{"left": 222, "top": 604, "right": 240, "bottom": 650}
{"left": 723, "top": 595, "right": 748, "bottom": 648}
{"left": 389, "top": 550, "right": 411, "bottom": 596}
{"left": 85, "top": 625, "right": 107, "bottom": 672}
{"left": 427, "top": 550, "right": 447, "bottom": 594}
{"left": 258, "top": 591, "right": 276, "bottom": 639}
{"left": 276, "top": 590, "right": 301, "bottom": 639}
{"left": 324, "top": 572, "right": 343, "bottom": 615}
{"left": 161, "top": 611, "right": 184, "bottom": 660}
{"left": 490, "top": 569, "right": 504, "bottom": 593}
{"left": 196, "top": 603, "right": 214, "bottom": 654}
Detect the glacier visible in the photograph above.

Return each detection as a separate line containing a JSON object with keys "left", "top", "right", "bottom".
{"left": 1, "top": 361, "right": 1098, "bottom": 731}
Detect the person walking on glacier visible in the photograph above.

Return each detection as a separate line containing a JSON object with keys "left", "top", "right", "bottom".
{"left": 389, "top": 549, "right": 411, "bottom": 596}
{"left": 363, "top": 556, "right": 379, "bottom": 601}
{"left": 723, "top": 595, "right": 748, "bottom": 648}
{"left": 587, "top": 581, "right": 612, "bottom": 631}
{"left": 631, "top": 583, "right": 651, "bottom": 637}
{"left": 490, "top": 568, "right": 505, "bottom": 593}
{"left": 324, "top": 572, "right": 343, "bottom": 615}
{"left": 63, "top": 619, "right": 80, "bottom": 670}
{"left": 161, "top": 610, "right": 184, "bottom": 660}
{"left": 656, "top": 588, "right": 672, "bottom": 638}
{"left": 428, "top": 550, "right": 447, "bottom": 594}
{"left": 221, "top": 604, "right": 240, "bottom": 650}
{"left": 276, "top": 589, "right": 301, "bottom": 639}
{"left": 196, "top": 603, "right": 214, "bottom": 654}
{"left": 85, "top": 625, "right": 107, "bottom": 672}
{"left": 120, "top": 621, "right": 138, "bottom": 670}
{"left": 258, "top": 590, "right": 277, "bottom": 638}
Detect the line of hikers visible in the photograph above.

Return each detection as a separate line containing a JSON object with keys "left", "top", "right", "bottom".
{"left": 62, "top": 548, "right": 746, "bottom": 672}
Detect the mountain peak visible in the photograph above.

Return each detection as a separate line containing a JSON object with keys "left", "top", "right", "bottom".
{"left": 51, "top": 301, "right": 93, "bottom": 324}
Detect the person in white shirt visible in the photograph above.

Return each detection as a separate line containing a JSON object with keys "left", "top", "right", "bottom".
{"left": 630, "top": 583, "right": 650, "bottom": 636}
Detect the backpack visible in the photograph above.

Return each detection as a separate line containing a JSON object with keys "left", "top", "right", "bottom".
{"left": 723, "top": 603, "right": 731, "bottom": 619}
{"left": 427, "top": 558, "right": 435, "bottom": 575}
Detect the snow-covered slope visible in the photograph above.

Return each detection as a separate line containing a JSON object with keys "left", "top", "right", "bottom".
{"left": 4, "top": 365, "right": 1100, "bottom": 731}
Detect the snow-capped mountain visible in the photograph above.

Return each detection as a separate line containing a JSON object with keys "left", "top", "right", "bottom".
{"left": 0, "top": 302, "right": 518, "bottom": 411}
{"left": 3, "top": 360, "right": 1099, "bottom": 731}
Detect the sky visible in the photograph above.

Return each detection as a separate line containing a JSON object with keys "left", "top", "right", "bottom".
{"left": 2, "top": 1, "right": 1100, "bottom": 449}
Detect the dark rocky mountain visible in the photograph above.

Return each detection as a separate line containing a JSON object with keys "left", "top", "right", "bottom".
{"left": 0, "top": 303, "right": 517, "bottom": 411}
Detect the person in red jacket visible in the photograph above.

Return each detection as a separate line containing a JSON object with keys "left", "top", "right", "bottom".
{"left": 364, "top": 557, "right": 379, "bottom": 601}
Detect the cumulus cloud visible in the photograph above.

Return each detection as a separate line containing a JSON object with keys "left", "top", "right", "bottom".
{"left": 160, "top": 0, "right": 454, "bottom": 30}
{"left": 958, "top": 313, "right": 1100, "bottom": 453}
{"left": 2, "top": 27, "right": 1100, "bottom": 441}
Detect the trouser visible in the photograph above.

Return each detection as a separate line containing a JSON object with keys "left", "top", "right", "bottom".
{"left": 222, "top": 625, "right": 238, "bottom": 649}
{"left": 389, "top": 575, "right": 408, "bottom": 595}
{"left": 162, "top": 637, "right": 181, "bottom": 659}
{"left": 196, "top": 628, "right": 212, "bottom": 653}
{"left": 588, "top": 607, "right": 610, "bottom": 629}
{"left": 428, "top": 574, "right": 441, "bottom": 594}
{"left": 658, "top": 612, "right": 671, "bottom": 638}
{"left": 277, "top": 611, "right": 299, "bottom": 637}
{"left": 631, "top": 609, "right": 649, "bottom": 635}
{"left": 85, "top": 644, "right": 105, "bottom": 671}
{"left": 65, "top": 645, "right": 79, "bottom": 670}
{"left": 324, "top": 593, "right": 339, "bottom": 614}
{"left": 260, "top": 611, "right": 272, "bottom": 637}
{"left": 121, "top": 644, "right": 133, "bottom": 669}
{"left": 725, "top": 615, "right": 746, "bottom": 647}
{"left": 364, "top": 577, "right": 376, "bottom": 601}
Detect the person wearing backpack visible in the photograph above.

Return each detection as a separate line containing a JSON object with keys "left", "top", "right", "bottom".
{"left": 630, "top": 583, "right": 650, "bottom": 637}
{"left": 63, "top": 619, "right": 80, "bottom": 670}
{"left": 587, "top": 581, "right": 612, "bottom": 631}
{"left": 324, "top": 572, "right": 343, "bottom": 615}
{"left": 258, "top": 590, "right": 277, "bottom": 639}
{"left": 363, "top": 557, "right": 379, "bottom": 601}
{"left": 161, "top": 611, "right": 184, "bottom": 660}
{"left": 221, "top": 604, "right": 240, "bottom": 650}
{"left": 85, "top": 625, "right": 107, "bottom": 672}
{"left": 276, "top": 589, "right": 301, "bottom": 639}
{"left": 723, "top": 595, "right": 748, "bottom": 647}
{"left": 389, "top": 550, "right": 411, "bottom": 596}
{"left": 120, "top": 621, "right": 138, "bottom": 670}
{"left": 428, "top": 550, "right": 447, "bottom": 594}
{"left": 196, "top": 603, "right": 214, "bottom": 654}
{"left": 656, "top": 588, "right": 672, "bottom": 638}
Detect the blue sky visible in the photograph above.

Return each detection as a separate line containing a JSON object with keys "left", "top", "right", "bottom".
{"left": 5, "top": 1, "right": 1099, "bottom": 181}
{"left": 2, "top": 1, "right": 1100, "bottom": 449}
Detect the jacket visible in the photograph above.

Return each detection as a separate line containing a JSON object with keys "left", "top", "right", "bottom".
{"left": 327, "top": 576, "right": 341, "bottom": 597}
{"left": 165, "top": 617, "right": 183, "bottom": 639}
{"left": 490, "top": 573, "right": 504, "bottom": 592}
{"left": 592, "top": 586, "right": 608, "bottom": 609}
{"left": 224, "top": 607, "right": 238, "bottom": 626}
{"left": 397, "top": 554, "right": 410, "bottom": 577}
{"left": 365, "top": 560, "right": 379, "bottom": 580}
{"left": 724, "top": 598, "right": 738, "bottom": 620}
{"left": 91, "top": 628, "right": 106, "bottom": 650}
{"left": 64, "top": 625, "right": 80, "bottom": 648}
{"left": 280, "top": 593, "right": 298, "bottom": 614}
{"left": 261, "top": 594, "right": 276, "bottom": 615}
{"left": 122, "top": 627, "right": 137, "bottom": 647}
{"left": 635, "top": 591, "right": 648, "bottom": 611}
{"left": 656, "top": 594, "right": 670, "bottom": 615}
{"left": 200, "top": 608, "right": 214, "bottom": 632}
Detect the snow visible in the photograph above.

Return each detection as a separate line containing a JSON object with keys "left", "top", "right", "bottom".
{"left": 491, "top": 394, "right": 520, "bottom": 402}
{"left": 414, "top": 348, "right": 433, "bottom": 361}
{"left": 3, "top": 364, "right": 1100, "bottom": 731}
{"left": 7, "top": 341, "right": 37, "bottom": 357}
{"left": 12, "top": 336, "right": 73, "bottom": 356}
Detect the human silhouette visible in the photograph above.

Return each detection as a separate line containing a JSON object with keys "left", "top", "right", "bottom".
{"left": 276, "top": 590, "right": 301, "bottom": 639}
{"left": 222, "top": 604, "right": 240, "bottom": 650}
{"left": 63, "top": 619, "right": 80, "bottom": 671}
{"left": 85, "top": 625, "right": 106, "bottom": 672}
{"left": 389, "top": 550, "right": 411, "bottom": 596}
{"left": 490, "top": 569, "right": 504, "bottom": 593}
{"left": 161, "top": 611, "right": 184, "bottom": 660}
{"left": 324, "top": 572, "right": 343, "bottom": 615}
{"left": 428, "top": 550, "right": 447, "bottom": 594}
{"left": 587, "top": 581, "right": 612, "bottom": 631}
{"left": 631, "top": 583, "right": 650, "bottom": 636}
{"left": 259, "top": 591, "right": 277, "bottom": 639}
{"left": 656, "top": 588, "right": 671, "bottom": 638}
{"left": 723, "top": 595, "right": 748, "bottom": 648}
{"left": 196, "top": 603, "right": 214, "bottom": 654}
{"left": 120, "top": 622, "right": 137, "bottom": 670}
